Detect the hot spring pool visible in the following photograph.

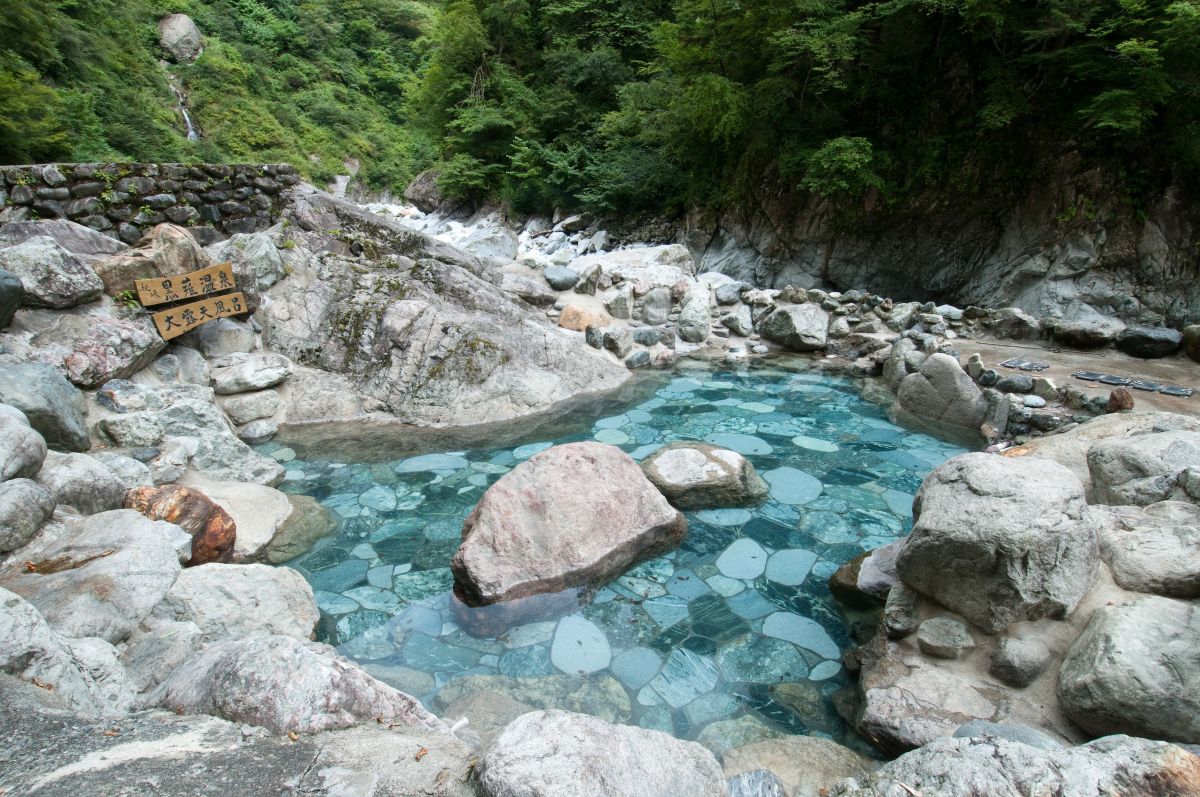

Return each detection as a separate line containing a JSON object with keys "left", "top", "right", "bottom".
{"left": 260, "top": 362, "right": 966, "bottom": 747}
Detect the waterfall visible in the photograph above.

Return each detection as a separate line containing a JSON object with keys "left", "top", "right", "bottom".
{"left": 162, "top": 63, "right": 201, "bottom": 142}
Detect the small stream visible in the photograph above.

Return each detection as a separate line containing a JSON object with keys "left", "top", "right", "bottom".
{"left": 261, "top": 361, "right": 966, "bottom": 748}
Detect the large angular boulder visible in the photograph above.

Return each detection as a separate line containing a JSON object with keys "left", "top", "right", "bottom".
{"left": 451, "top": 442, "right": 686, "bottom": 605}
{"left": 0, "top": 409, "right": 46, "bottom": 481}
{"left": 0, "top": 219, "right": 124, "bottom": 258}
{"left": 0, "top": 587, "right": 134, "bottom": 715}
{"left": 205, "top": 232, "right": 285, "bottom": 292}
{"left": 0, "top": 478, "right": 55, "bottom": 552}
{"left": 475, "top": 710, "right": 726, "bottom": 797}
{"left": 158, "top": 13, "right": 203, "bottom": 61}
{"left": 897, "top": 353, "right": 987, "bottom": 430}
{"left": 676, "top": 290, "right": 711, "bottom": 343}
{"left": 1090, "top": 501, "right": 1200, "bottom": 598}
{"left": 125, "top": 484, "right": 237, "bottom": 565}
{"left": 35, "top": 452, "right": 126, "bottom": 515}
{"left": 151, "top": 563, "right": 317, "bottom": 642}
{"left": 1087, "top": 430, "right": 1200, "bottom": 506}
{"left": 827, "top": 734, "right": 1200, "bottom": 797}
{"left": 760, "top": 304, "right": 829, "bottom": 351}
{"left": 1050, "top": 317, "right": 1125, "bottom": 348}
{"left": 178, "top": 473, "right": 292, "bottom": 562}
{"left": 147, "top": 635, "right": 444, "bottom": 734}
{"left": 403, "top": 169, "right": 446, "bottom": 213}
{"left": 895, "top": 453, "right": 1096, "bottom": 632}
{"left": 181, "top": 317, "right": 256, "bottom": 359}
{"left": 0, "top": 510, "right": 182, "bottom": 643}
{"left": 1114, "top": 326, "right": 1183, "bottom": 358}
{"left": 1058, "top": 596, "right": 1200, "bottom": 744}
{"left": 209, "top": 352, "right": 294, "bottom": 395}
{"left": 641, "top": 442, "right": 768, "bottom": 510}
{"left": 0, "top": 236, "right": 103, "bottom": 308}
{"left": 568, "top": 245, "right": 695, "bottom": 292}
{"left": 0, "top": 362, "right": 89, "bottom": 451}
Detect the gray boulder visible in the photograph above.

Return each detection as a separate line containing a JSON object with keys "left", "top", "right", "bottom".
{"left": 1185, "top": 324, "right": 1200, "bottom": 363}
{"left": 895, "top": 452, "right": 1096, "bottom": 632}
{"left": 760, "top": 304, "right": 829, "bottom": 351}
{"left": 0, "top": 236, "right": 103, "bottom": 308}
{"left": 982, "top": 307, "right": 1041, "bottom": 339}
{"left": 641, "top": 442, "right": 768, "bottom": 510}
{"left": 451, "top": 442, "right": 686, "bottom": 605}
{"left": 158, "top": 13, "right": 203, "bottom": 61}
{"left": 205, "top": 233, "right": 284, "bottom": 292}
{"left": 181, "top": 317, "right": 256, "bottom": 359}
{"left": 0, "top": 479, "right": 55, "bottom": 552}
{"left": 0, "top": 410, "right": 46, "bottom": 481}
{"left": 676, "top": 290, "right": 711, "bottom": 343}
{"left": 209, "top": 352, "right": 293, "bottom": 395}
{"left": 147, "top": 635, "right": 445, "bottom": 734}
{"left": 476, "top": 710, "right": 727, "bottom": 797}
{"left": 1050, "top": 317, "right": 1125, "bottom": 348}
{"left": 1090, "top": 501, "right": 1200, "bottom": 598}
{"left": 0, "top": 510, "right": 182, "bottom": 643}
{"left": 722, "top": 304, "right": 754, "bottom": 337}
{"left": 828, "top": 734, "right": 1200, "bottom": 797}
{"left": 544, "top": 265, "right": 580, "bottom": 290}
{"left": 1114, "top": 326, "right": 1183, "bottom": 358}
{"left": 988, "top": 636, "right": 1051, "bottom": 688}
{"left": 0, "top": 219, "right": 124, "bottom": 257}
{"left": 0, "top": 268, "right": 20, "bottom": 329}
{"left": 35, "top": 452, "right": 127, "bottom": 515}
{"left": 220, "top": 389, "right": 281, "bottom": 425}
{"left": 0, "top": 362, "right": 89, "bottom": 451}
{"left": 1087, "top": 430, "right": 1200, "bottom": 506}
{"left": 0, "top": 588, "right": 134, "bottom": 715}
{"left": 642, "top": 286, "right": 672, "bottom": 324}
{"left": 403, "top": 170, "right": 446, "bottom": 213}
{"left": 1058, "top": 595, "right": 1200, "bottom": 744}
{"left": 897, "top": 353, "right": 987, "bottom": 430}
{"left": 151, "top": 563, "right": 317, "bottom": 643}
{"left": 501, "top": 272, "right": 557, "bottom": 308}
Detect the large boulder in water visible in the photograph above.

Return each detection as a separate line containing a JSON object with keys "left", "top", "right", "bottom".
{"left": 897, "top": 353, "right": 988, "bottom": 430}
{"left": 895, "top": 452, "right": 1096, "bottom": 633}
{"left": 476, "top": 710, "right": 726, "bottom": 797}
{"left": 760, "top": 304, "right": 829, "bottom": 351}
{"left": 641, "top": 442, "right": 768, "bottom": 510}
{"left": 1058, "top": 596, "right": 1200, "bottom": 744}
{"left": 451, "top": 442, "right": 687, "bottom": 605}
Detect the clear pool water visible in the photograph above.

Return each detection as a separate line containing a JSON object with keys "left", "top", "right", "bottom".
{"left": 262, "top": 361, "right": 966, "bottom": 747}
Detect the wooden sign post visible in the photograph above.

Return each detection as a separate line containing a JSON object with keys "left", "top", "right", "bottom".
{"left": 134, "top": 263, "right": 247, "bottom": 341}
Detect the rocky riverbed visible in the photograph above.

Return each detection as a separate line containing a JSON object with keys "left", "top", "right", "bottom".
{"left": 0, "top": 172, "right": 1198, "bottom": 796}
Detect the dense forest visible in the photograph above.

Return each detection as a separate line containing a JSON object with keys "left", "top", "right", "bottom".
{"left": 3, "top": 0, "right": 1200, "bottom": 215}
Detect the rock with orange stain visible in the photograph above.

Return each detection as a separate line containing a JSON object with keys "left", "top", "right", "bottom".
{"left": 557, "top": 305, "right": 612, "bottom": 333}
{"left": 125, "top": 484, "right": 236, "bottom": 565}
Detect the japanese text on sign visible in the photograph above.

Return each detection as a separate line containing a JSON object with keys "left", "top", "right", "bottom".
{"left": 150, "top": 292, "right": 248, "bottom": 341}
{"left": 134, "top": 262, "right": 237, "bottom": 307}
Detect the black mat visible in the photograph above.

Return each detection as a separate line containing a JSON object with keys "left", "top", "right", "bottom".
{"left": 1129, "top": 379, "right": 1164, "bottom": 392}
{"left": 1161, "top": 385, "right": 1195, "bottom": 398}
{"left": 1098, "top": 375, "right": 1133, "bottom": 386}
{"left": 1072, "top": 370, "right": 1104, "bottom": 381}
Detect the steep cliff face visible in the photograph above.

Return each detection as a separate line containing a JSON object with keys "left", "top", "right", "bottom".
{"left": 686, "top": 166, "right": 1200, "bottom": 329}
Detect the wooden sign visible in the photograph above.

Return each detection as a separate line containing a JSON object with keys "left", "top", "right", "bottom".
{"left": 151, "top": 292, "right": 248, "bottom": 340}
{"left": 135, "top": 262, "right": 237, "bottom": 307}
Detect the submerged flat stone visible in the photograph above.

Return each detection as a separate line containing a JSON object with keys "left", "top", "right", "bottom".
{"left": 716, "top": 538, "right": 769, "bottom": 580}
{"left": 762, "top": 467, "right": 823, "bottom": 505}
{"left": 648, "top": 648, "right": 720, "bottom": 708}
{"left": 762, "top": 612, "right": 840, "bottom": 659}
{"left": 704, "top": 432, "right": 773, "bottom": 455}
{"left": 792, "top": 435, "right": 839, "bottom": 453}
{"left": 550, "top": 615, "right": 611, "bottom": 674}
{"left": 394, "top": 453, "right": 469, "bottom": 473}
{"left": 716, "top": 635, "right": 809, "bottom": 683}
{"left": 611, "top": 646, "right": 664, "bottom": 690}
{"left": 764, "top": 549, "right": 818, "bottom": 586}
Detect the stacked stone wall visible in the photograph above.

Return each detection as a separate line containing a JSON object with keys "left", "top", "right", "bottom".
{"left": 0, "top": 163, "right": 299, "bottom": 245}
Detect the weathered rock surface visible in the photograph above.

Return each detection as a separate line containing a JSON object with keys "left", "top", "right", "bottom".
{"left": 182, "top": 317, "right": 256, "bottom": 359}
{"left": 896, "top": 452, "right": 1095, "bottom": 632}
{"left": 147, "top": 635, "right": 444, "bottom": 734}
{"left": 500, "top": 272, "right": 557, "bottom": 308}
{"left": 125, "top": 484, "right": 237, "bottom": 565}
{"left": 1184, "top": 324, "right": 1200, "bottom": 363}
{"left": 760, "top": 304, "right": 829, "bottom": 351}
{"left": 1058, "top": 596, "right": 1200, "bottom": 743}
{"left": 722, "top": 736, "right": 875, "bottom": 797}
{"left": 432, "top": 674, "right": 631, "bottom": 726}
{"left": 1087, "top": 430, "right": 1200, "bottom": 506}
{"left": 158, "top": 13, "right": 203, "bottom": 61}
{"left": 151, "top": 563, "right": 317, "bottom": 642}
{"left": 0, "top": 219, "right": 124, "bottom": 258}
{"left": 676, "top": 290, "right": 711, "bottom": 343}
{"left": 988, "top": 636, "right": 1051, "bottom": 688}
{"left": 0, "top": 674, "right": 473, "bottom": 797}
{"left": 262, "top": 494, "right": 337, "bottom": 563}
{"left": 0, "top": 361, "right": 89, "bottom": 451}
{"left": 206, "top": 232, "right": 285, "bottom": 293}
{"left": 1050, "top": 317, "right": 1126, "bottom": 348}
{"left": 36, "top": 451, "right": 127, "bottom": 515}
{"left": 476, "top": 710, "right": 726, "bottom": 797}
{"left": 0, "top": 510, "right": 182, "bottom": 643}
{"left": 897, "top": 353, "right": 987, "bottom": 430}
{"left": 828, "top": 734, "right": 1200, "bottom": 797}
{"left": 178, "top": 473, "right": 292, "bottom": 562}
{"left": 569, "top": 245, "right": 695, "bottom": 291}
{"left": 1114, "top": 326, "right": 1183, "bottom": 358}
{"left": 451, "top": 442, "right": 687, "bottom": 605}
{"left": 0, "top": 268, "right": 20, "bottom": 329}
{"left": 1090, "top": 501, "right": 1200, "bottom": 597}
{"left": 209, "top": 352, "right": 293, "bottom": 394}
{"left": 0, "top": 409, "right": 46, "bottom": 481}
{"left": 267, "top": 190, "right": 630, "bottom": 430}
{"left": 0, "top": 591, "right": 133, "bottom": 715}
{"left": 0, "top": 478, "right": 55, "bottom": 552}
{"left": 0, "top": 236, "right": 103, "bottom": 308}
{"left": 641, "top": 442, "right": 768, "bottom": 510}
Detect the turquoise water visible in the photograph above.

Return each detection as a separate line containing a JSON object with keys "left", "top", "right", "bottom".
{"left": 262, "top": 362, "right": 966, "bottom": 746}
